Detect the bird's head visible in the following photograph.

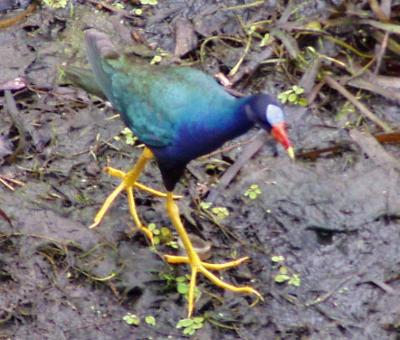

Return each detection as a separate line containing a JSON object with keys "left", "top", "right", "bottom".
{"left": 245, "top": 94, "right": 295, "bottom": 160}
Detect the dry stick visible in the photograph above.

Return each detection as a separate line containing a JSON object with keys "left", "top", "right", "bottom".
{"left": 372, "top": 0, "right": 391, "bottom": 75}
{"left": 86, "top": 0, "right": 136, "bottom": 19}
{"left": 230, "top": 47, "right": 273, "bottom": 85}
{"left": 349, "top": 129, "right": 400, "bottom": 171}
{"left": 0, "top": 2, "right": 37, "bottom": 29}
{"left": 368, "top": 0, "right": 390, "bottom": 22}
{"left": 4, "top": 90, "right": 27, "bottom": 163}
{"left": 297, "top": 131, "right": 400, "bottom": 161}
{"left": 346, "top": 77, "right": 400, "bottom": 104}
{"left": 374, "top": 32, "right": 389, "bottom": 76}
{"left": 324, "top": 75, "right": 392, "bottom": 132}
{"left": 381, "top": 0, "right": 392, "bottom": 17}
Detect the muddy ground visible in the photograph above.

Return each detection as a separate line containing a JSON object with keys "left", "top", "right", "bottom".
{"left": 1, "top": 1, "right": 400, "bottom": 339}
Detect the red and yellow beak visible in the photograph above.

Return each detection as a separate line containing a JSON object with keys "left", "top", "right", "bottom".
{"left": 271, "top": 122, "right": 295, "bottom": 160}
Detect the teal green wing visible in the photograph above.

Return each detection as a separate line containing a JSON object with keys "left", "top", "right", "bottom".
{"left": 85, "top": 29, "right": 177, "bottom": 147}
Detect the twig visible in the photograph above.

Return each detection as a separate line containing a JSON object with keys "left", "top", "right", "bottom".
{"left": 0, "top": 175, "right": 24, "bottom": 191}
{"left": 349, "top": 129, "right": 400, "bottom": 170}
{"left": 305, "top": 275, "right": 354, "bottom": 307}
{"left": 222, "top": 1, "right": 264, "bottom": 11}
{"left": 86, "top": 0, "right": 137, "bottom": 20}
{"left": 372, "top": 0, "right": 391, "bottom": 75}
{"left": 0, "top": 2, "right": 37, "bottom": 29}
{"left": 4, "top": 90, "right": 27, "bottom": 163}
{"left": 368, "top": 0, "right": 390, "bottom": 21}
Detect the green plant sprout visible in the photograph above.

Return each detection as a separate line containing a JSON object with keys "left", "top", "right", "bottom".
{"left": 112, "top": 1, "right": 125, "bottom": 10}
{"left": 150, "top": 55, "right": 162, "bottom": 65}
{"left": 278, "top": 85, "right": 308, "bottom": 106}
{"left": 160, "top": 272, "right": 200, "bottom": 300}
{"left": 176, "top": 275, "right": 201, "bottom": 300}
{"left": 271, "top": 255, "right": 301, "bottom": 287}
{"left": 211, "top": 207, "right": 229, "bottom": 220}
{"left": 132, "top": 8, "right": 143, "bottom": 15}
{"left": 141, "top": 0, "right": 158, "bottom": 5}
{"left": 150, "top": 48, "right": 168, "bottom": 65}
{"left": 42, "top": 0, "right": 68, "bottom": 9}
{"left": 177, "top": 317, "right": 204, "bottom": 336}
{"left": 145, "top": 315, "right": 156, "bottom": 326}
{"left": 271, "top": 255, "right": 285, "bottom": 263}
{"left": 336, "top": 100, "right": 356, "bottom": 122}
{"left": 259, "top": 33, "right": 272, "bottom": 47}
{"left": 244, "top": 184, "right": 262, "bottom": 200}
{"left": 123, "top": 313, "right": 140, "bottom": 326}
{"left": 120, "top": 127, "right": 138, "bottom": 145}
{"left": 147, "top": 223, "right": 176, "bottom": 247}
{"left": 199, "top": 201, "right": 212, "bottom": 210}
{"left": 200, "top": 202, "right": 229, "bottom": 220}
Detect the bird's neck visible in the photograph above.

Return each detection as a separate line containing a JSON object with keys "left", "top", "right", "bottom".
{"left": 187, "top": 97, "right": 254, "bottom": 148}
{"left": 219, "top": 96, "right": 255, "bottom": 141}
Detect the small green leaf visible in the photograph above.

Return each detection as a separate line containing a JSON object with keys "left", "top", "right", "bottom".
{"left": 304, "top": 21, "right": 322, "bottom": 31}
{"left": 274, "top": 274, "right": 290, "bottom": 283}
{"left": 192, "top": 316, "right": 204, "bottom": 324}
{"left": 176, "top": 276, "right": 187, "bottom": 283}
{"left": 177, "top": 282, "right": 189, "bottom": 294}
{"left": 271, "top": 255, "right": 285, "bottom": 263}
{"left": 288, "top": 274, "right": 301, "bottom": 287}
{"left": 148, "top": 223, "right": 156, "bottom": 231}
{"left": 293, "top": 86, "right": 304, "bottom": 95}
{"left": 145, "top": 315, "right": 156, "bottom": 326}
{"left": 200, "top": 202, "right": 212, "bottom": 210}
{"left": 278, "top": 93, "right": 288, "bottom": 104}
{"left": 260, "top": 33, "right": 271, "bottom": 47}
{"left": 123, "top": 313, "right": 140, "bottom": 326}
{"left": 192, "top": 323, "right": 204, "bottom": 329}
{"left": 288, "top": 93, "right": 297, "bottom": 103}
{"left": 177, "top": 318, "right": 193, "bottom": 328}
{"left": 113, "top": 2, "right": 125, "bottom": 10}
{"left": 150, "top": 55, "right": 162, "bottom": 64}
{"left": 42, "top": 0, "right": 68, "bottom": 9}
{"left": 211, "top": 206, "right": 229, "bottom": 219}
{"left": 298, "top": 98, "right": 308, "bottom": 106}
{"left": 183, "top": 326, "right": 195, "bottom": 336}
{"left": 166, "top": 241, "right": 179, "bottom": 249}
{"left": 160, "top": 227, "right": 171, "bottom": 237}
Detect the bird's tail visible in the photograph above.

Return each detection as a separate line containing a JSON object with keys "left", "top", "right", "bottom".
{"left": 84, "top": 29, "right": 118, "bottom": 100}
{"left": 63, "top": 65, "right": 106, "bottom": 100}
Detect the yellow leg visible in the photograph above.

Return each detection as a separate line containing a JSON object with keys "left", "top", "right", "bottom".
{"left": 164, "top": 255, "right": 250, "bottom": 270}
{"left": 165, "top": 192, "right": 263, "bottom": 318}
{"left": 90, "top": 147, "right": 155, "bottom": 243}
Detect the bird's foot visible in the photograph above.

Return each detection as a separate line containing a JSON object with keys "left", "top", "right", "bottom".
{"left": 104, "top": 167, "right": 182, "bottom": 199}
{"left": 89, "top": 169, "right": 154, "bottom": 244}
{"left": 164, "top": 254, "right": 263, "bottom": 318}
{"left": 89, "top": 148, "right": 177, "bottom": 245}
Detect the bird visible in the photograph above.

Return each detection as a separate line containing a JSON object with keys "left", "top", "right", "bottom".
{"left": 69, "top": 29, "right": 294, "bottom": 318}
